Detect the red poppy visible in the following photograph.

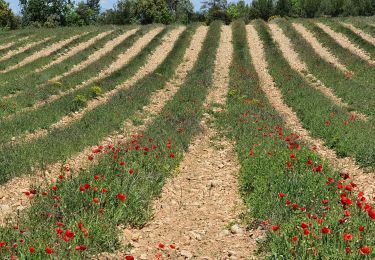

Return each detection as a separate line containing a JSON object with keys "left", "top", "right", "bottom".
{"left": 345, "top": 246, "right": 351, "bottom": 254}
{"left": 307, "top": 159, "right": 313, "bottom": 165}
{"left": 129, "top": 168, "right": 134, "bottom": 175}
{"left": 303, "top": 229, "right": 310, "bottom": 236}
{"left": 322, "top": 199, "right": 329, "bottom": 205}
{"left": 292, "top": 236, "right": 298, "bottom": 242}
{"left": 278, "top": 193, "right": 285, "bottom": 198}
{"left": 125, "top": 256, "right": 134, "bottom": 260}
{"left": 343, "top": 233, "right": 352, "bottom": 241}
{"left": 360, "top": 246, "right": 371, "bottom": 254}
{"left": 169, "top": 153, "right": 175, "bottom": 158}
{"left": 290, "top": 154, "right": 296, "bottom": 160}
{"left": 0, "top": 242, "right": 6, "bottom": 247}
{"left": 29, "top": 247, "right": 35, "bottom": 253}
{"left": 75, "top": 245, "right": 87, "bottom": 251}
{"left": 65, "top": 230, "right": 75, "bottom": 238}
{"left": 271, "top": 225, "right": 280, "bottom": 232}
{"left": 300, "top": 222, "right": 308, "bottom": 229}
{"left": 102, "top": 188, "right": 109, "bottom": 193}
{"left": 88, "top": 155, "right": 94, "bottom": 161}
{"left": 345, "top": 185, "right": 352, "bottom": 192}
{"left": 45, "top": 247, "right": 54, "bottom": 254}
{"left": 118, "top": 193, "right": 126, "bottom": 201}
{"left": 287, "top": 162, "right": 293, "bottom": 169}
{"left": 93, "top": 198, "right": 100, "bottom": 204}
{"left": 321, "top": 227, "right": 330, "bottom": 234}
{"left": 94, "top": 175, "right": 100, "bottom": 180}
{"left": 359, "top": 226, "right": 365, "bottom": 232}
{"left": 158, "top": 243, "right": 165, "bottom": 249}
{"left": 170, "top": 244, "right": 176, "bottom": 249}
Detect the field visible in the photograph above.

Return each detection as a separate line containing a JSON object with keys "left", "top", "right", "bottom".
{"left": 0, "top": 17, "right": 374, "bottom": 259}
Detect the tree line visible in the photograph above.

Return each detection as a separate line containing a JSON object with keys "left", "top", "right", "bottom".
{"left": 0, "top": 0, "right": 375, "bottom": 30}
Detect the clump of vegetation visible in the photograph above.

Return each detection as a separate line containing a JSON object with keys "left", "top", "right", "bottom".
{"left": 90, "top": 85, "right": 103, "bottom": 98}
{"left": 72, "top": 95, "right": 87, "bottom": 111}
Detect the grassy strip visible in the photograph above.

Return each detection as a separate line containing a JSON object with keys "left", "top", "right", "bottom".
{"left": 0, "top": 27, "right": 142, "bottom": 116}
{"left": 216, "top": 19, "right": 375, "bottom": 259}
{"left": 0, "top": 22, "right": 220, "bottom": 259}
{"left": 303, "top": 20, "right": 375, "bottom": 87}
{"left": 279, "top": 21, "right": 374, "bottom": 119}
{"left": 256, "top": 21, "right": 375, "bottom": 169}
{"left": 0, "top": 27, "right": 167, "bottom": 143}
{"left": 340, "top": 18, "right": 375, "bottom": 37}
{"left": 0, "top": 28, "right": 82, "bottom": 72}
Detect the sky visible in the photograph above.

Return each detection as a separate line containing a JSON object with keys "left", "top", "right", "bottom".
{"left": 6, "top": 0, "right": 252, "bottom": 15}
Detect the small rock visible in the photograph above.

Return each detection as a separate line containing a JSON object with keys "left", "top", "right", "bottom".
{"left": 139, "top": 254, "right": 147, "bottom": 260}
{"left": 230, "top": 224, "right": 243, "bottom": 234}
{"left": 0, "top": 204, "right": 11, "bottom": 212}
{"left": 228, "top": 250, "right": 236, "bottom": 256}
{"left": 180, "top": 250, "right": 193, "bottom": 259}
{"left": 11, "top": 137, "right": 16, "bottom": 141}
{"left": 220, "top": 229, "right": 230, "bottom": 237}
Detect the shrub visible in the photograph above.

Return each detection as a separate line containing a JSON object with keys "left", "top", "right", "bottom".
{"left": 72, "top": 95, "right": 87, "bottom": 111}
{"left": 90, "top": 85, "right": 103, "bottom": 98}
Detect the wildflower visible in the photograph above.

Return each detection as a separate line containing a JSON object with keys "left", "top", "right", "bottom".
{"left": 345, "top": 185, "right": 352, "bottom": 192}
{"left": 303, "top": 229, "right": 310, "bottom": 235}
{"left": 129, "top": 168, "right": 134, "bottom": 175}
{"left": 93, "top": 198, "right": 100, "bottom": 204}
{"left": 0, "top": 242, "right": 6, "bottom": 247}
{"left": 292, "top": 203, "right": 298, "bottom": 209}
{"left": 360, "top": 246, "right": 371, "bottom": 254}
{"left": 292, "top": 236, "right": 298, "bottom": 242}
{"left": 29, "top": 247, "right": 35, "bottom": 253}
{"left": 125, "top": 256, "right": 135, "bottom": 260}
{"left": 58, "top": 175, "right": 64, "bottom": 180}
{"left": 75, "top": 245, "right": 87, "bottom": 251}
{"left": 272, "top": 225, "right": 280, "bottom": 232}
{"left": 301, "top": 222, "right": 308, "bottom": 229}
{"left": 287, "top": 162, "right": 293, "bottom": 169}
{"left": 307, "top": 159, "right": 313, "bottom": 165}
{"left": 325, "top": 121, "right": 331, "bottom": 126}
{"left": 345, "top": 246, "right": 351, "bottom": 254}
{"left": 118, "top": 193, "right": 126, "bottom": 201}
{"left": 359, "top": 226, "right": 365, "bottom": 232}
{"left": 170, "top": 244, "right": 176, "bottom": 249}
{"left": 278, "top": 193, "right": 285, "bottom": 198}
{"left": 321, "top": 227, "right": 330, "bottom": 234}
{"left": 94, "top": 175, "right": 100, "bottom": 180}
{"left": 322, "top": 199, "right": 329, "bottom": 205}
{"left": 45, "top": 247, "right": 54, "bottom": 254}
{"left": 169, "top": 153, "right": 175, "bottom": 158}
{"left": 158, "top": 243, "right": 165, "bottom": 249}
{"left": 88, "top": 155, "right": 94, "bottom": 161}
{"left": 343, "top": 233, "right": 352, "bottom": 241}
{"left": 261, "top": 220, "right": 269, "bottom": 225}
{"left": 65, "top": 230, "right": 75, "bottom": 238}
{"left": 290, "top": 154, "right": 296, "bottom": 160}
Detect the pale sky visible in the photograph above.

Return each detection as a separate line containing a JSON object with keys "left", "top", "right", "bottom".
{"left": 6, "top": 0, "right": 252, "bottom": 15}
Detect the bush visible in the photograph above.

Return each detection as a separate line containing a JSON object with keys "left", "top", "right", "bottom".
{"left": 90, "top": 86, "right": 103, "bottom": 98}
{"left": 72, "top": 95, "right": 87, "bottom": 111}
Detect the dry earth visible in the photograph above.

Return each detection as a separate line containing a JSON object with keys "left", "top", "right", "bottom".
{"left": 35, "top": 31, "right": 113, "bottom": 72}
{"left": 292, "top": 23, "right": 348, "bottom": 73}
{"left": 341, "top": 22, "right": 375, "bottom": 46}
{"left": 316, "top": 22, "right": 375, "bottom": 65}
{"left": 98, "top": 25, "right": 261, "bottom": 260}
{"left": 0, "top": 36, "right": 29, "bottom": 51}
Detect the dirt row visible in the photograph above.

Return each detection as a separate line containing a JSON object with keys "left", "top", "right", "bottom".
{"left": 247, "top": 24, "right": 375, "bottom": 206}
{"left": 0, "top": 26, "right": 185, "bottom": 226}
{"left": 35, "top": 31, "right": 113, "bottom": 72}
{"left": 99, "top": 25, "right": 260, "bottom": 260}
{"left": 0, "top": 36, "right": 30, "bottom": 51}
{"left": 0, "top": 37, "right": 52, "bottom": 63}
{"left": 341, "top": 22, "right": 375, "bottom": 46}
{"left": 1, "top": 33, "right": 85, "bottom": 74}
{"left": 269, "top": 23, "right": 368, "bottom": 121}
{"left": 292, "top": 23, "right": 348, "bottom": 73}
{"left": 316, "top": 22, "right": 375, "bottom": 65}
{"left": 7, "top": 27, "right": 165, "bottom": 145}
{"left": 51, "top": 29, "right": 140, "bottom": 82}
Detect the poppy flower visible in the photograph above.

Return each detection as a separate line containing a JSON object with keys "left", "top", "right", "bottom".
{"left": 29, "top": 247, "right": 35, "bottom": 253}
{"left": 88, "top": 155, "right": 94, "bottom": 161}
{"left": 360, "top": 246, "right": 371, "bottom": 254}
{"left": 343, "top": 233, "right": 352, "bottom": 241}
{"left": 0, "top": 242, "right": 6, "bottom": 247}
{"left": 94, "top": 175, "right": 100, "bottom": 180}
{"left": 287, "top": 162, "right": 293, "bottom": 169}
{"left": 290, "top": 154, "right": 296, "bottom": 160}
{"left": 359, "top": 226, "right": 365, "bottom": 232}
{"left": 169, "top": 153, "right": 175, "bottom": 158}
{"left": 271, "top": 225, "right": 280, "bottom": 232}
{"left": 345, "top": 246, "right": 351, "bottom": 254}
{"left": 75, "top": 245, "right": 87, "bottom": 251}
{"left": 278, "top": 193, "right": 285, "bottom": 198}
{"left": 300, "top": 222, "right": 308, "bottom": 229}
{"left": 321, "top": 227, "right": 330, "bottom": 234}
{"left": 45, "top": 248, "right": 54, "bottom": 254}
{"left": 292, "top": 236, "right": 298, "bottom": 242}
{"left": 125, "top": 256, "right": 134, "bottom": 260}
{"left": 129, "top": 168, "right": 134, "bottom": 175}
{"left": 93, "top": 198, "right": 100, "bottom": 204}
{"left": 170, "top": 244, "right": 176, "bottom": 249}
{"left": 307, "top": 159, "right": 313, "bottom": 165}
{"left": 65, "top": 230, "right": 75, "bottom": 238}
{"left": 303, "top": 229, "right": 310, "bottom": 236}
{"left": 261, "top": 220, "right": 269, "bottom": 225}
{"left": 118, "top": 193, "right": 126, "bottom": 201}
{"left": 158, "top": 243, "right": 165, "bottom": 249}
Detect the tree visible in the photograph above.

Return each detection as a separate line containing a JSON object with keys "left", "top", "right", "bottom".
{"left": 0, "top": 0, "right": 19, "bottom": 29}
{"left": 175, "top": 0, "right": 193, "bottom": 23}
{"left": 201, "top": 0, "right": 228, "bottom": 24}
{"left": 275, "top": 0, "right": 292, "bottom": 17}
{"left": 249, "top": 0, "right": 273, "bottom": 20}
{"left": 320, "top": 0, "right": 344, "bottom": 16}
{"left": 86, "top": 0, "right": 100, "bottom": 19}
{"left": 299, "top": 0, "right": 321, "bottom": 17}
{"left": 135, "top": 0, "right": 173, "bottom": 24}
{"left": 227, "top": 0, "right": 249, "bottom": 22}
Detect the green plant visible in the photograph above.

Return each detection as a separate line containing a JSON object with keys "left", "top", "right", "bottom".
{"left": 72, "top": 94, "right": 87, "bottom": 111}
{"left": 90, "top": 85, "right": 103, "bottom": 97}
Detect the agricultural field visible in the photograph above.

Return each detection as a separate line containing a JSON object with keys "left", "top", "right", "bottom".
{"left": 0, "top": 17, "right": 374, "bottom": 259}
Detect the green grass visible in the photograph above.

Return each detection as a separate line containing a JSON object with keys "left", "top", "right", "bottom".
{"left": 215, "top": 19, "right": 375, "bottom": 260}
{"left": 0, "top": 26, "right": 166, "bottom": 144}
{"left": 256, "top": 20, "right": 375, "bottom": 169}
{"left": 278, "top": 20, "right": 375, "bottom": 119}
{"left": 0, "top": 21, "right": 221, "bottom": 259}
{"left": 304, "top": 20, "right": 375, "bottom": 87}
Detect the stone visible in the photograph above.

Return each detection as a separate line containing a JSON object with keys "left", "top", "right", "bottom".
{"left": 230, "top": 224, "right": 243, "bottom": 234}
{"left": 180, "top": 250, "right": 193, "bottom": 259}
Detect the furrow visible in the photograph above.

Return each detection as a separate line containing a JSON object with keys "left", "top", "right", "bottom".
{"left": 9, "top": 27, "right": 182, "bottom": 145}
{"left": 316, "top": 22, "right": 375, "bottom": 65}
{"left": 0, "top": 26, "right": 187, "bottom": 226}
{"left": 341, "top": 22, "right": 375, "bottom": 46}
{"left": 0, "top": 34, "right": 85, "bottom": 73}
{"left": 247, "top": 24, "right": 375, "bottom": 206}
{"left": 51, "top": 29, "right": 139, "bottom": 82}
{"left": 292, "top": 23, "right": 349, "bottom": 73}
{"left": 0, "top": 37, "right": 52, "bottom": 62}
{"left": 269, "top": 23, "right": 368, "bottom": 121}
{"left": 35, "top": 31, "right": 113, "bottom": 73}
{"left": 0, "top": 36, "right": 29, "bottom": 51}
{"left": 5, "top": 28, "right": 162, "bottom": 123}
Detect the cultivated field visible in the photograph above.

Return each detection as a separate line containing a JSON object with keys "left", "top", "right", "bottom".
{"left": 0, "top": 17, "right": 374, "bottom": 259}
